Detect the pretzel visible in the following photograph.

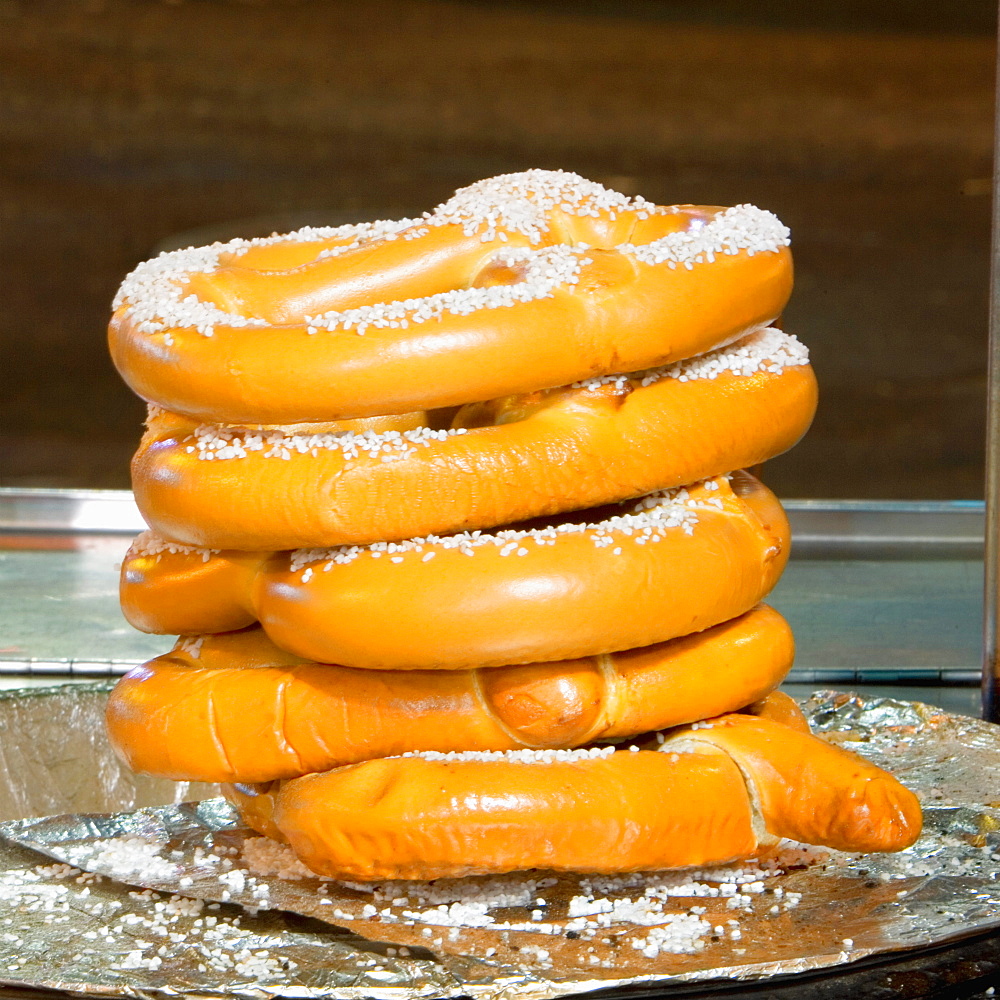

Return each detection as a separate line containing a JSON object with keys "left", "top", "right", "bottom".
{"left": 221, "top": 692, "right": 807, "bottom": 845}
{"left": 118, "top": 531, "right": 272, "bottom": 635}
{"left": 131, "top": 328, "right": 815, "bottom": 550}
{"left": 109, "top": 171, "right": 792, "bottom": 424}
{"left": 139, "top": 402, "right": 431, "bottom": 440}
{"left": 227, "top": 781, "right": 283, "bottom": 844}
{"left": 120, "top": 534, "right": 266, "bottom": 637}
{"left": 105, "top": 605, "right": 794, "bottom": 782}
{"left": 120, "top": 471, "right": 789, "bottom": 668}
{"left": 222, "top": 693, "right": 811, "bottom": 849}
{"left": 223, "top": 713, "right": 921, "bottom": 880}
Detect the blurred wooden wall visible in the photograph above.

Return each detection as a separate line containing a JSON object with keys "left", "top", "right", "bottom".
{"left": 0, "top": 0, "right": 993, "bottom": 497}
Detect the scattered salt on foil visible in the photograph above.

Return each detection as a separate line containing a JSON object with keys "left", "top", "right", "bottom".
{"left": 3, "top": 693, "right": 1000, "bottom": 996}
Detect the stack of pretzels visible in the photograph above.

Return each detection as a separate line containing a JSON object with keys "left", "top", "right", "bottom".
{"left": 106, "top": 170, "right": 920, "bottom": 880}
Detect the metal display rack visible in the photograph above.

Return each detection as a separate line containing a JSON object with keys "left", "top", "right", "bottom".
{"left": 983, "top": 10, "right": 1000, "bottom": 722}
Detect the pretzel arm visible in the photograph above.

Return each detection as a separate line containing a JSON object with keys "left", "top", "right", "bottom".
{"left": 664, "top": 714, "right": 922, "bottom": 852}
{"left": 185, "top": 223, "right": 526, "bottom": 325}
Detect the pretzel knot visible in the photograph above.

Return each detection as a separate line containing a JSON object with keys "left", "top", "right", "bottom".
{"left": 109, "top": 170, "right": 793, "bottom": 424}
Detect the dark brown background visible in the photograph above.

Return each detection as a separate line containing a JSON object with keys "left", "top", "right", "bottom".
{"left": 1, "top": 0, "right": 994, "bottom": 498}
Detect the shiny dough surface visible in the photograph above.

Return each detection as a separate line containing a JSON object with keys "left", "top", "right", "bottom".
{"left": 225, "top": 712, "right": 920, "bottom": 881}
{"left": 121, "top": 471, "right": 790, "bottom": 668}
{"left": 109, "top": 171, "right": 793, "bottom": 423}
{"left": 131, "top": 328, "right": 816, "bottom": 551}
{"left": 231, "top": 750, "right": 760, "bottom": 880}
{"left": 105, "top": 604, "right": 795, "bottom": 782}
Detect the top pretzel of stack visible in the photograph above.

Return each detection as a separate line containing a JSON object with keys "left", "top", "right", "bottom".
{"left": 109, "top": 170, "right": 793, "bottom": 424}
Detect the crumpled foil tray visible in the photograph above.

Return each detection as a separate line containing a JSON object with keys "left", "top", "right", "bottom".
{"left": 0, "top": 686, "right": 997, "bottom": 999}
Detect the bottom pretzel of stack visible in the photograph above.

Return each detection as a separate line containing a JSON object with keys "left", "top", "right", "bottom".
{"left": 222, "top": 691, "right": 813, "bottom": 848}
{"left": 223, "top": 708, "right": 922, "bottom": 881}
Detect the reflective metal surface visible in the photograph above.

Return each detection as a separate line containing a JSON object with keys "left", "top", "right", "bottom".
{"left": 0, "top": 488, "right": 987, "bottom": 553}
{"left": 0, "top": 692, "right": 998, "bottom": 998}
{"left": 0, "top": 489, "right": 146, "bottom": 535}
{"left": 787, "top": 500, "right": 984, "bottom": 560}
{"left": 0, "top": 535, "right": 169, "bottom": 670}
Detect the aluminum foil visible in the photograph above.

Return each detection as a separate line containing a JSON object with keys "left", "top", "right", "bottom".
{"left": 0, "top": 691, "right": 998, "bottom": 999}
{"left": 0, "top": 681, "right": 218, "bottom": 821}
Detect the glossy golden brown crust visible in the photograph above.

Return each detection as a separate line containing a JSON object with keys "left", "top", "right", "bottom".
{"left": 120, "top": 473, "right": 789, "bottom": 667}
{"left": 740, "top": 689, "right": 811, "bottom": 734}
{"left": 104, "top": 605, "right": 795, "bottom": 782}
{"left": 131, "top": 353, "right": 816, "bottom": 550}
{"left": 224, "top": 711, "right": 920, "bottom": 880}
{"left": 109, "top": 201, "right": 792, "bottom": 424}
{"left": 665, "top": 714, "right": 922, "bottom": 852}
{"left": 258, "top": 471, "right": 789, "bottom": 668}
{"left": 120, "top": 545, "right": 263, "bottom": 636}
{"left": 224, "top": 782, "right": 284, "bottom": 842}
{"left": 121, "top": 472, "right": 789, "bottom": 669}
{"left": 216, "top": 690, "right": 798, "bottom": 842}
{"left": 235, "top": 751, "right": 760, "bottom": 880}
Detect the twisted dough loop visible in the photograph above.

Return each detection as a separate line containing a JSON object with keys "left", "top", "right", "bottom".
{"left": 131, "top": 328, "right": 816, "bottom": 551}
{"left": 104, "top": 605, "right": 795, "bottom": 783}
{"left": 109, "top": 170, "right": 793, "bottom": 423}
{"left": 121, "top": 471, "right": 790, "bottom": 668}
{"left": 225, "top": 710, "right": 921, "bottom": 881}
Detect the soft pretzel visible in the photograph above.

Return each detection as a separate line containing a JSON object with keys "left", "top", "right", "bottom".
{"left": 223, "top": 691, "right": 813, "bottom": 848}
{"left": 227, "top": 781, "right": 284, "bottom": 844}
{"left": 120, "top": 533, "right": 263, "bottom": 636}
{"left": 120, "top": 471, "right": 789, "bottom": 668}
{"left": 131, "top": 328, "right": 815, "bottom": 550}
{"left": 221, "top": 690, "right": 805, "bottom": 845}
{"left": 105, "top": 605, "right": 795, "bottom": 783}
{"left": 223, "top": 713, "right": 920, "bottom": 880}
{"left": 258, "top": 471, "right": 790, "bottom": 668}
{"left": 109, "top": 171, "right": 792, "bottom": 424}
{"left": 229, "top": 750, "right": 759, "bottom": 878}
{"left": 140, "top": 401, "right": 432, "bottom": 440}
